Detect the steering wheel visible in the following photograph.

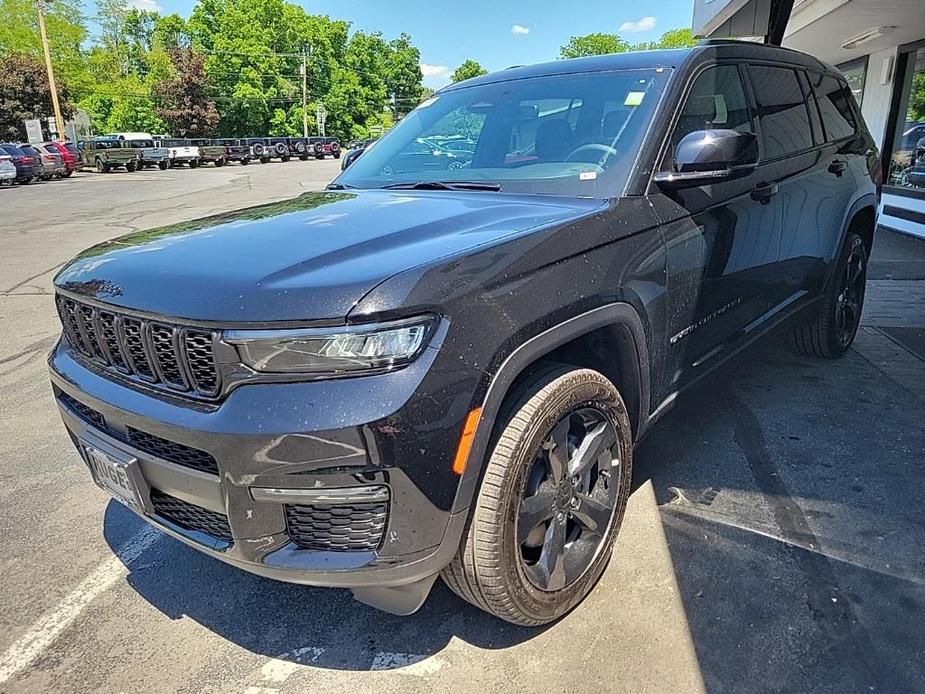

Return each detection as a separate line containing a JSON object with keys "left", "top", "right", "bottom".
{"left": 564, "top": 143, "right": 619, "bottom": 164}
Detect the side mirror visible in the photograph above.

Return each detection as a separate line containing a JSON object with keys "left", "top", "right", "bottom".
{"left": 654, "top": 129, "right": 758, "bottom": 187}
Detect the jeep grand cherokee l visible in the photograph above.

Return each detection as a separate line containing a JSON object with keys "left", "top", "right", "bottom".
{"left": 50, "top": 42, "right": 878, "bottom": 625}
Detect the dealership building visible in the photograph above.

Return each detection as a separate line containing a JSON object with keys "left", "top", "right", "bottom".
{"left": 694, "top": 0, "right": 925, "bottom": 239}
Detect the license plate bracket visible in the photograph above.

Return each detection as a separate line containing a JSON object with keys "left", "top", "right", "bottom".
{"left": 80, "top": 434, "right": 152, "bottom": 515}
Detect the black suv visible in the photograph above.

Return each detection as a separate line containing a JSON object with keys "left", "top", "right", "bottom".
{"left": 49, "top": 43, "right": 878, "bottom": 625}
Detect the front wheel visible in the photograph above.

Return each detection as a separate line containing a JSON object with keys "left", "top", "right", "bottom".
{"left": 189, "top": 159, "right": 199, "bottom": 169}
{"left": 126, "top": 161, "right": 137, "bottom": 172}
{"left": 158, "top": 161, "right": 168, "bottom": 170}
{"left": 241, "top": 158, "right": 250, "bottom": 165}
{"left": 793, "top": 231, "right": 868, "bottom": 358}
{"left": 442, "top": 366, "right": 633, "bottom": 625}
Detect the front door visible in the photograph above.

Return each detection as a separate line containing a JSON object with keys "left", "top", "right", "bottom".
{"left": 653, "top": 63, "right": 784, "bottom": 392}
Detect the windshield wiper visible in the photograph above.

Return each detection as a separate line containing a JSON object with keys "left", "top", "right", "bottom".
{"left": 326, "top": 182, "right": 357, "bottom": 190}
{"left": 381, "top": 180, "right": 502, "bottom": 192}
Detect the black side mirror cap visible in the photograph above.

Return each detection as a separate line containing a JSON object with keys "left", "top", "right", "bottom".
{"left": 655, "top": 129, "right": 759, "bottom": 188}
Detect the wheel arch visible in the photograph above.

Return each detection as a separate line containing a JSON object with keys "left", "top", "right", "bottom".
{"left": 451, "top": 303, "right": 651, "bottom": 517}
{"left": 823, "top": 194, "right": 878, "bottom": 289}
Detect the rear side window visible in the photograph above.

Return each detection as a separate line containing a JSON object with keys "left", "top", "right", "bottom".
{"left": 64, "top": 143, "right": 79, "bottom": 154}
{"left": 749, "top": 65, "right": 814, "bottom": 159}
{"left": 808, "top": 72, "right": 857, "bottom": 141}
{"left": 669, "top": 65, "right": 754, "bottom": 158}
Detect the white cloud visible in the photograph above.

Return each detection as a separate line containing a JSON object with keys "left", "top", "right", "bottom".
{"left": 126, "top": 0, "right": 163, "bottom": 11}
{"left": 511, "top": 24, "right": 530, "bottom": 35}
{"left": 619, "top": 16, "right": 657, "bottom": 34}
{"left": 420, "top": 63, "right": 450, "bottom": 78}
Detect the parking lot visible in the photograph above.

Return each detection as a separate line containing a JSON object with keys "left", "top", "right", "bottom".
{"left": 2, "top": 161, "right": 924, "bottom": 693}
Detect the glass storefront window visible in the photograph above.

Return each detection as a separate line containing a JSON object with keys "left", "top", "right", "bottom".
{"left": 888, "top": 46, "right": 925, "bottom": 190}
{"left": 836, "top": 57, "right": 867, "bottom": 107}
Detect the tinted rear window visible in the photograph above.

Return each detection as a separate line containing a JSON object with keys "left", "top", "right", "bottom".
{"left": 749, "top": 65, "right": 814, "bottom": 159}
{"left": 808, "top": 72, "right": 857, "bottom": 141}
{"left": 64, "top": 143, "right": 79, "bottom": 154}
{"left": 2, "top": 145, "right": 24, "bottom": 156}
{"left": 130, "top": 140, "right": 155, "bottom": 147}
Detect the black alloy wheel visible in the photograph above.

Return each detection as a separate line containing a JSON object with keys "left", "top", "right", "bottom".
{"left": 517, "top": 407, "right": 621, "bottom": 591}
{"left": 835, "top": 236, "right": 867, "bottom": 349}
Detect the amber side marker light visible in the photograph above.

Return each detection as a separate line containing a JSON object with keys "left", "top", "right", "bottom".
{"left": 452, "top": 407, "right": 483, "bottom": 476}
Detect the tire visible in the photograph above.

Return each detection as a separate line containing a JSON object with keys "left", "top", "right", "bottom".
{"left": 274, "top": 142, "right": 287, "bottom": 156}
{"left": 313, "top": 143, "right": 324, "bottom": 157}
{"left": 299, "top": 155, "right": 309, "bottom": 161}
{"left": 241, "top": 158, "right": 250, "bottom": 166}
{"left": 216, "top": 158, "right": 226, "bottom": 167}
{"left": 64, "top": 170, "right": 74, "bottom": 177}
{"left": 189, "top": 159, "right": 199, "bottom": 169}
{"left": 126, "top": 161, "right": 137, "bottom": 172}
{"left": 315, "top": 154, "right": 324, "bottom": 160}
{"left": 252, "top": 143, "right": 266, "bottom": 157}
{"left": 158, "top": 161, "right": 168, "bottom": 170}
{"left": 793, "top": 231, "right": 868, "bottom": 359}
{"left": 260, "top": 157, "right": 270, "bottom": 164}
{"left": 442, "top": 365, "right": 633, "bottom": 626}
{"left": 281, "top": 155, "right": 291, "bottom": 162}
{"left": 294, "top": 141, "right": 307, "bottom": 154}
{"left": 96, "top": 158, "right": 109, "bottom": 174}
{"left": 333, "top": 151, "right": 341, "bottom": 159}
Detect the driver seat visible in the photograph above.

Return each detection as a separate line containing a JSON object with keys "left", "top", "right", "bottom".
{"left": 534, "top": 119, "right": 573, "bottom": 161}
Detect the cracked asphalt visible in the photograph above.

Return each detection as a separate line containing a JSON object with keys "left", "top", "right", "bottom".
{"left": 1, "top": 164, "right": 924, "bottom": 693}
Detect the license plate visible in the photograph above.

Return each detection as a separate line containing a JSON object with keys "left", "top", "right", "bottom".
{"left": 82, "top": 441, "right": 149, "bottom": 514}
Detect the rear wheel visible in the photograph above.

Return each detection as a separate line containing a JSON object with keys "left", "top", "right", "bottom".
{"left": 189, "top": 159, "right": 199, "bottom": 169}
{"left": 216, "top": 157, "right": 226, "bottom": 167}
{"left": 126, "top": 161, "right": 137, "bottom": 173}
{"left": 442, "top": 366, "right": 633, "bottom": 625}
{"left": 96, "top": 158, "right": 109, "bottom": 174}
{"left": 241, "top": 158, "right": 250, "bottom": 166}
{"left": 158, "top": 161, "right": 168, "bottom": 170}
{"left": 793, "top": 231, "right": 868, "bottom": 358}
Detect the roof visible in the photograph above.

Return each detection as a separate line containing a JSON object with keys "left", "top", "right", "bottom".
{"left": 441, "top": 41, "right": 834, "bottom": 92}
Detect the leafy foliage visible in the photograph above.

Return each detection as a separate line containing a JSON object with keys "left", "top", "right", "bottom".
{"left": 0, "top": 53, "right": 73, "bottom": 140}
{"left": 451, "top": 60, "right": 488, "bottom": 83}
{"left": 560, "top": 28, "right": 697, "bottom": 58}
{"left": 152, "top": 48, "right": 219, "bottom": 136}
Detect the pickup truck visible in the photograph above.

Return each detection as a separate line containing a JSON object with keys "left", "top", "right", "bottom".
{"left": 128, "top": 139, "right": 170, "bottom": 170}
{"left": 155, "top": 137, "right": 201, "bottom": 168}
{"left": 82, "top": 137, "right": 141, "bottom": 173}
{"left": 212, "top": 138, "right": 253, "bottom": 165}
{"left": 189, "top": 139, "right": 229, "bottom": 167}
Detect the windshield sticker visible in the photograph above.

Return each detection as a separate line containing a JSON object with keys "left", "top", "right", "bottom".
{"left": 579, "top": 171, "right": 598, "bottom": 181}
{"left": 624, "top": 91, "right": 646, "bottom": 107}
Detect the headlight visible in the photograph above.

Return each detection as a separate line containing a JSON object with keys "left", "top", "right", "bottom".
{"left": 224, "top": 316, "right": 435, "bottom": 375}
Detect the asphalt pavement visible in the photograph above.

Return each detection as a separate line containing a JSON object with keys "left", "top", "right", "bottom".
{"left": 1, "top": 163, "right": 923, "bottom": 693}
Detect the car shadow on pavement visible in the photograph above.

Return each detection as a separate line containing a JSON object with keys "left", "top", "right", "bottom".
{"left": 103, "top": 502, "right": 546, "bottom": 671}
{"left": 632, "top": 340, "right": 925, "bottom": 692}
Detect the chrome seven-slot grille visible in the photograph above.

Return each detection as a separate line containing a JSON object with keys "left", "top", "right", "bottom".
{"left": 56, "top": 295, "right": 220, "bottom": 398}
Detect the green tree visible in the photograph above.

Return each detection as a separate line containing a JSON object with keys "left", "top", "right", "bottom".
{"left": 652, "top": 28, "right": 696, "bottom": 49}
{"left": 386, "top": 33, "right": 423, "bottom": 115}
{"left": 0, "top": 53, "right": 73, "bottom": 140}
{"left": 451, "top": 59, "right": 488, "bottom": 83}
{"left": 560, "top": 33, "right": 630, "bottom": 59}
{"left": 909, "top": 73, "right": 925, "bottom": 122}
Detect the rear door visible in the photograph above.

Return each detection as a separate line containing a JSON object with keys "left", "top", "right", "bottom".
{"left": 745, "top": 64, "right": 856, "bottom": 309}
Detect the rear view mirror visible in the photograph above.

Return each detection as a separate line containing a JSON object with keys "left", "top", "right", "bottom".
{"left": 654, "top": 129, "right": 758, "bottom": 187}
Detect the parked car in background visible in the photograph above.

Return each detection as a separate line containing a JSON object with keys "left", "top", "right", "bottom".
{"left": 82, "top": 137, "right": 140, "bottom": 173}
{"left": 19, "top": 144, "right": 54, "bottom": 181}
{"left": 107, "top": 133, "right": 169, "bottom": 171}
{"left": 308, "top": 136, "right": 341, "bottom": 159}
{"left": 212, "top": 138, "right": 253, "bottom": 165}
{"left": 242, "top": 138, "right": 271, "bottom": 164}
{"left": 0, "top": 154, "right": 16, "bottom": 185}
{"left": 189, "top": 139, "right": 228, "bottom": 167}
{"left": 154, "top": 137, "right": 201, "bottom": 168}
{"left": 31, "top": 143, "right": 67, "bottom": 179}
{"left": 0, "top": 144, "right": 36, "bottom": 183}
{"left": 128, "top": 139, "right": 170, "bottom": 170}
{"left": 377, "top": 138, "right": 469, "bottom": 175}
{"left": 340, "top": 138, "right": 378, "bottom": 171}
{"left": 44, "top": 141, "right": 80, "bottom": 176}
{"left": 265, "top": 137, "right": 292, "bottom": 162}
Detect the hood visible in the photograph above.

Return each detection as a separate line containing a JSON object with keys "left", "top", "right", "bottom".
{"left": 54, "top": 190, "right": 603, "bottom": 323}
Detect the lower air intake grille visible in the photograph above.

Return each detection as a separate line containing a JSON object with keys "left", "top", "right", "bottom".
{"left": 285, "top": 501, "right": 388, "bottom": 552}
{"left": 150, "top": 489, "right": 232, "bottom": 542}
{"left": 59, "top": 392, "right": 106, "bottom": 429}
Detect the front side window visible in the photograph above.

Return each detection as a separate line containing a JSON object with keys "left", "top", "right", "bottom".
{"left": 749, "top": 64, "right": 814, "bottom": 159}
{"left": 665, "top": 64, "right": 754, "bottom": 165}
{"left": 807, "top": 72, "right": 857, "bottom": 142}
{"left": 338, "top": 68, "right": 670, "bottom": 197}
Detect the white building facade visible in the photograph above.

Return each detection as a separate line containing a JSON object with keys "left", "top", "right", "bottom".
{"left": 694, "top": 0, "right": 925, "bottom": 239}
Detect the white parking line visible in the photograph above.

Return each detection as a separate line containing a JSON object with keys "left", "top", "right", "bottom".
{"left": 0, "top": 526, "right": 162, "bottom": 685}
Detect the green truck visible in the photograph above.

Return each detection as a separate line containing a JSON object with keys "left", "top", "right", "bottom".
{"left": 80, "top": 137, "right": 141, "bottom": 173}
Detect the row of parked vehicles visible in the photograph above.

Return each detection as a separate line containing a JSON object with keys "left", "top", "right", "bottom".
{"left": 0, "top": 141, "right": 82, "bottom": 185}
{"left": 80, "top": 134, "right": 343, "bottom": 173}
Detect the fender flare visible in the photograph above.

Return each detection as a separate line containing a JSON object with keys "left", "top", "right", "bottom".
{"left": 450, "top": 302, "right": 651, "bottom": 517}
{"left": 823, "top": 192, "right": 879, "bottom": 288}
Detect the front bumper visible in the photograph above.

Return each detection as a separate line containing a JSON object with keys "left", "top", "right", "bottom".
{"left": 48, "top": 339, "right": 467, "bottom": 608}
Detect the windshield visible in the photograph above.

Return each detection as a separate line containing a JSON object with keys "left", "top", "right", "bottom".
{"left": 337, "top": 68, "right": 668, "bottom": 197}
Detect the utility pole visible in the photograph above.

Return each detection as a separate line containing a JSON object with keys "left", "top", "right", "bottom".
{"left": 301, "top": 49, "right": 308, "bottom": 139}
{"left": 36, "top": 0, "right": 64, "bottom": 139}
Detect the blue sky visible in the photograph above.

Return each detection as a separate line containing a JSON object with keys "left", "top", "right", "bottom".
{"left": 120, "top": 0, "right": 697, "bottom": 87}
